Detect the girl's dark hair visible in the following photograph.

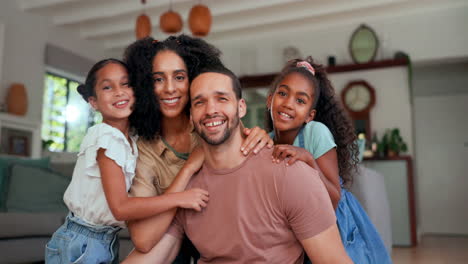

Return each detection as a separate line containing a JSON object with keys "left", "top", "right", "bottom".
{"left": 266, "top": 56, "right": 359, "bottom": 187}
{"left": 123, "top": 34, "right": 224, "bottom": 140}
{"left": 77, "top": 58, "right": 128, "bottom": 102}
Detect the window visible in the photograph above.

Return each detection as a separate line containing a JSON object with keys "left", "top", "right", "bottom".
{"left": 41, "top": 72, "right": 101, "bottom": 152}
{"left": 242, "top": 88, "right": 268, "bottom": 129}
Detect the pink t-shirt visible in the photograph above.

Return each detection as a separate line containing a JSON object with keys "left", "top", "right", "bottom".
{"left": 167, "top": 148, "right": 336, "bottom": 264}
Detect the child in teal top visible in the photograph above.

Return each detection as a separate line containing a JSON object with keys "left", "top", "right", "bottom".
{"left": 267, "top": 57, "right": 391, "bottom": 264}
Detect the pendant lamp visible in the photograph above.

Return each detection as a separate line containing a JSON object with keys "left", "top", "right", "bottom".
{"left": 160, "top": 0, "right": 183, "bottom": 34}
{"left": 188, "top": 3, "right": 211, "bottom": 37}
{"left": 135, "top": 0, "right": 152, "bottom": 39}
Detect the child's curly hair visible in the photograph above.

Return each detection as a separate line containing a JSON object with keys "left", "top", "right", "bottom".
{"left": 123, "top": 34, "right": 223, "bottom": 141}
{"left": 266, "top": 57, "right": 359, "bottom": 187}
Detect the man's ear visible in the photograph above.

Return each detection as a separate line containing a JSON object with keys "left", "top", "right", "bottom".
{"left": 305, "top": 109, "right": 316, "bottom": 123}
{"left": 238, "top": 98, "right": 247, "bottom": 119}
{"left": 88, "top": 96, "right": 98, "bottom": 111}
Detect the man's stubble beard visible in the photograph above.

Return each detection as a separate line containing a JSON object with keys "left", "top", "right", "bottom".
{"left": 196, "top": 110, "right": 240, "bottom": 146}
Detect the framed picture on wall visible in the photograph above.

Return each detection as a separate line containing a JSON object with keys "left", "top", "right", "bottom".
{"left": 8, "top": 135, "right": 29, "bottom": 156}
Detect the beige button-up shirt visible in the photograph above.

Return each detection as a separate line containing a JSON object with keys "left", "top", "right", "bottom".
{"left": 129, "top": 125, "right": 200, "bottom": 197}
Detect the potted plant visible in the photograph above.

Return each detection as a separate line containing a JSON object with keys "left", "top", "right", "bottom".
{"left": 376, "top": 134, "right": 387, "bottom": 157}
{"left": 384, "top": 128, "right": 408, "bottom": 157}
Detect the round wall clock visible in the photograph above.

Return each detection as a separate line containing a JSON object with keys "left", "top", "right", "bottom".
{"left": 342, "top": 80, "right": 375, "bottom": 114}
{"left": 349, "top": 24, "right": 379, "bottom": 64}
{"left": 341, "top": 80, "right": 376, "bottom": 140}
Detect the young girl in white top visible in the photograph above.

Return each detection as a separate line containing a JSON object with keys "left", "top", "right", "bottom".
{"left": 45, "top": 59, "right": 209, "bottom": 264}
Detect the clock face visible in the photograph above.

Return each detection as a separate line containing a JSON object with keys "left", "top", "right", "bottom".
{"left": 344, "top": 84, "right": 371, "bottom": 112}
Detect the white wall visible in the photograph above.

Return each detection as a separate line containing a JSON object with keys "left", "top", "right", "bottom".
{"left": 329, "top": 67, "right": 413, "bottom": 155}
{"left": 413, "top": 94, "right": 468, "bottom": 235}
{"left": 0, "top": 1, "right": 114, "bottom": 123}
{"left": 412, "top": 61, "right": 468, "bottom": 235}
{"left": 212, "top": 4, "right": 468, "bottom": 76}
{"left": 0, "top": 23, "right": 4, "bottom": 89}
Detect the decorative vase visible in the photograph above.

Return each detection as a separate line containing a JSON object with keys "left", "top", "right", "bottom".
{"left": 387, "top": 150, "right": 398, "bottom": 157}
{"left": 136, "top": 14, "right": 152, "bottom": 39}
{"left": 160, "top": 10, "right": 183, "bottom": 34}
{"left": 188, "top": 4, "right": 211, "bottom": 37}
{"left": 6, "top": 83, "right": 28, "bottom": 116}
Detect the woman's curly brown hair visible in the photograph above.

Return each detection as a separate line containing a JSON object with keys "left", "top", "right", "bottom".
{"left": 265, "top": 57, "right": 359, "bottom": 187}
{"left": 123, "top": 34, "right": 223, "bottom": 141}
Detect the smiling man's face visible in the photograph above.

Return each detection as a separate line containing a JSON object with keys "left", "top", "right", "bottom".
{"left": 190, "top": 72, "right": 246, "bottom": 146}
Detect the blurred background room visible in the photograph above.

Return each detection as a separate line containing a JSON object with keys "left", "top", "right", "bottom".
{"left": 0, "top": 0, "right": 467, "bottom": 263}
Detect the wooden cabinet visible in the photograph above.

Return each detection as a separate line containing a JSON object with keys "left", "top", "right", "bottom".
{"left": 363, "top": 156, "right": 417, "bottom": 247}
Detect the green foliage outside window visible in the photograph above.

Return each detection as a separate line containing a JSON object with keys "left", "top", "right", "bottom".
{"left": 42, "top": 73, "right": 100, "bottom": 152}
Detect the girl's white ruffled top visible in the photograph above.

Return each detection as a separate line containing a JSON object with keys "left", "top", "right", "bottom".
{"left": 63, "top": 123, "right": 138, "bottom": 228}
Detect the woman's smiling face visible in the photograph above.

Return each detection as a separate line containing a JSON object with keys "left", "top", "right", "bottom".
{"left": 152, "top": 50, "right": 189, "bottom": 119}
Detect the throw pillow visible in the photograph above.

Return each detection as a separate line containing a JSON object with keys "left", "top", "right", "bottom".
{"left": 0, "top": 156, "right": 51, "bottom": 211}
{"left": 5, "top": 163, "right": 69, "bottom": 213}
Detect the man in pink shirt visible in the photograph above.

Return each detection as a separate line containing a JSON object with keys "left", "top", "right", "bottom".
{"left": 124, "top": 66, "right": 352, "bottom": 264}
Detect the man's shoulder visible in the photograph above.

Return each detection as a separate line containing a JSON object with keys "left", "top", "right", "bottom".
{"left": 249, "top": 148, "right": 284, "bottom": 172}
{"left": 254, "top": 147, "right": 274, "bottom": 159}
{"left": 251, "top": 148, "right": 320, "bottom": 181}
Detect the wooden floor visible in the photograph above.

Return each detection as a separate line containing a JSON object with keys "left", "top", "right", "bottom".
{"left": 392, "top": 235, "right": 468, "bottom": 264}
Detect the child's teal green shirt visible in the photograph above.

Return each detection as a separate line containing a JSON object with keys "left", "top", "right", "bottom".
{"left": 269, "top": 121, "right": 337, "bottom": 159}
{"left": 291, "top": 121, "right": 336, "bottom": 159}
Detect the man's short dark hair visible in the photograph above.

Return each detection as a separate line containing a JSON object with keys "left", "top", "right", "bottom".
{"left": 195, "top": 65, "right": 242, "bottom": 100}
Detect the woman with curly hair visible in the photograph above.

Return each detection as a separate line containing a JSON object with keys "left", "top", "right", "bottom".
{"left": 123, "top": 35, "right": 273, "bottom": 262}
{"left": 267, "top": 57, "right": 391, "bottom": 264}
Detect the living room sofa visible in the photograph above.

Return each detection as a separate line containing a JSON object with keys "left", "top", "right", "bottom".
{"left": 0, "top": 156, "right": 133, "bottom": 263}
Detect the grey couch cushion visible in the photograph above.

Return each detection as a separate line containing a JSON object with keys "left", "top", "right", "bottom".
{"left": 0, "top": 212, "right": 66, "bottom": 238}
{"left": 6, "top": 164, "right": 69, "bottom": 213}
{"left": 50, "top": 162, "right": 75, "bottom": 179}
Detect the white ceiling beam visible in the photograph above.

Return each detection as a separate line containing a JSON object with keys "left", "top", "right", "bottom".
{"left": 61, "top": 0, "right": 303, "bottom": 31}
{"left": 209, "top": 0, "right": 407, "bottom": 34}
{"left": 52, "top": 0, "right": 195, "bottom": 26}
{"left": 20, "top": 0, "right": 79, "bottom": 11}
{"left": 102, "top": 0, "right": 465, "bottom": 50}
{"left": 79, "top": 0, "right": 303, "bottom": 39}
{"left": 102, "top": 0, "right": 394, "bottom": 49}
{"left": 207, "top": 0, "right": 468, "bottom": 43}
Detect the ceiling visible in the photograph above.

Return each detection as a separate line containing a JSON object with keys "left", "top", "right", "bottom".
{"left": 18, "top": 0, "right": 467, "bottom": 51}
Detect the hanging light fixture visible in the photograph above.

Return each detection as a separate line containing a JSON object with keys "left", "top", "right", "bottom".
{"left": 135, "top": 0, "right": 152, "bottom": 39}
{"left": 160, "top": 0, "right": 183, "bottom": 34}
{"left": 188, "top": 2, "right": 212, "bottom": 37}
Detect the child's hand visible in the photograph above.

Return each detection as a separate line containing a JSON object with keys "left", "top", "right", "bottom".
{"left": 185, "top": 146, "right": 205, "bottom": 174}
{"left": 272, "top": 145, "right": 313, "bottom": 166}
{"left": 176, "top": 188, "right": 209, "bottom": 212}
{"left": 241, "top": 126, "right": 274, "bottom": 155}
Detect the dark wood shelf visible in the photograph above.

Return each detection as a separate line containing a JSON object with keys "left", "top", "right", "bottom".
{"left": 239, "top": 58, "right": 409, "bottom": 88}
{"left": 327, "top": 58, "right": 409, "bottom": 74}
{"left": 363, "top": 155, "right": 412, "bottom": 162}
